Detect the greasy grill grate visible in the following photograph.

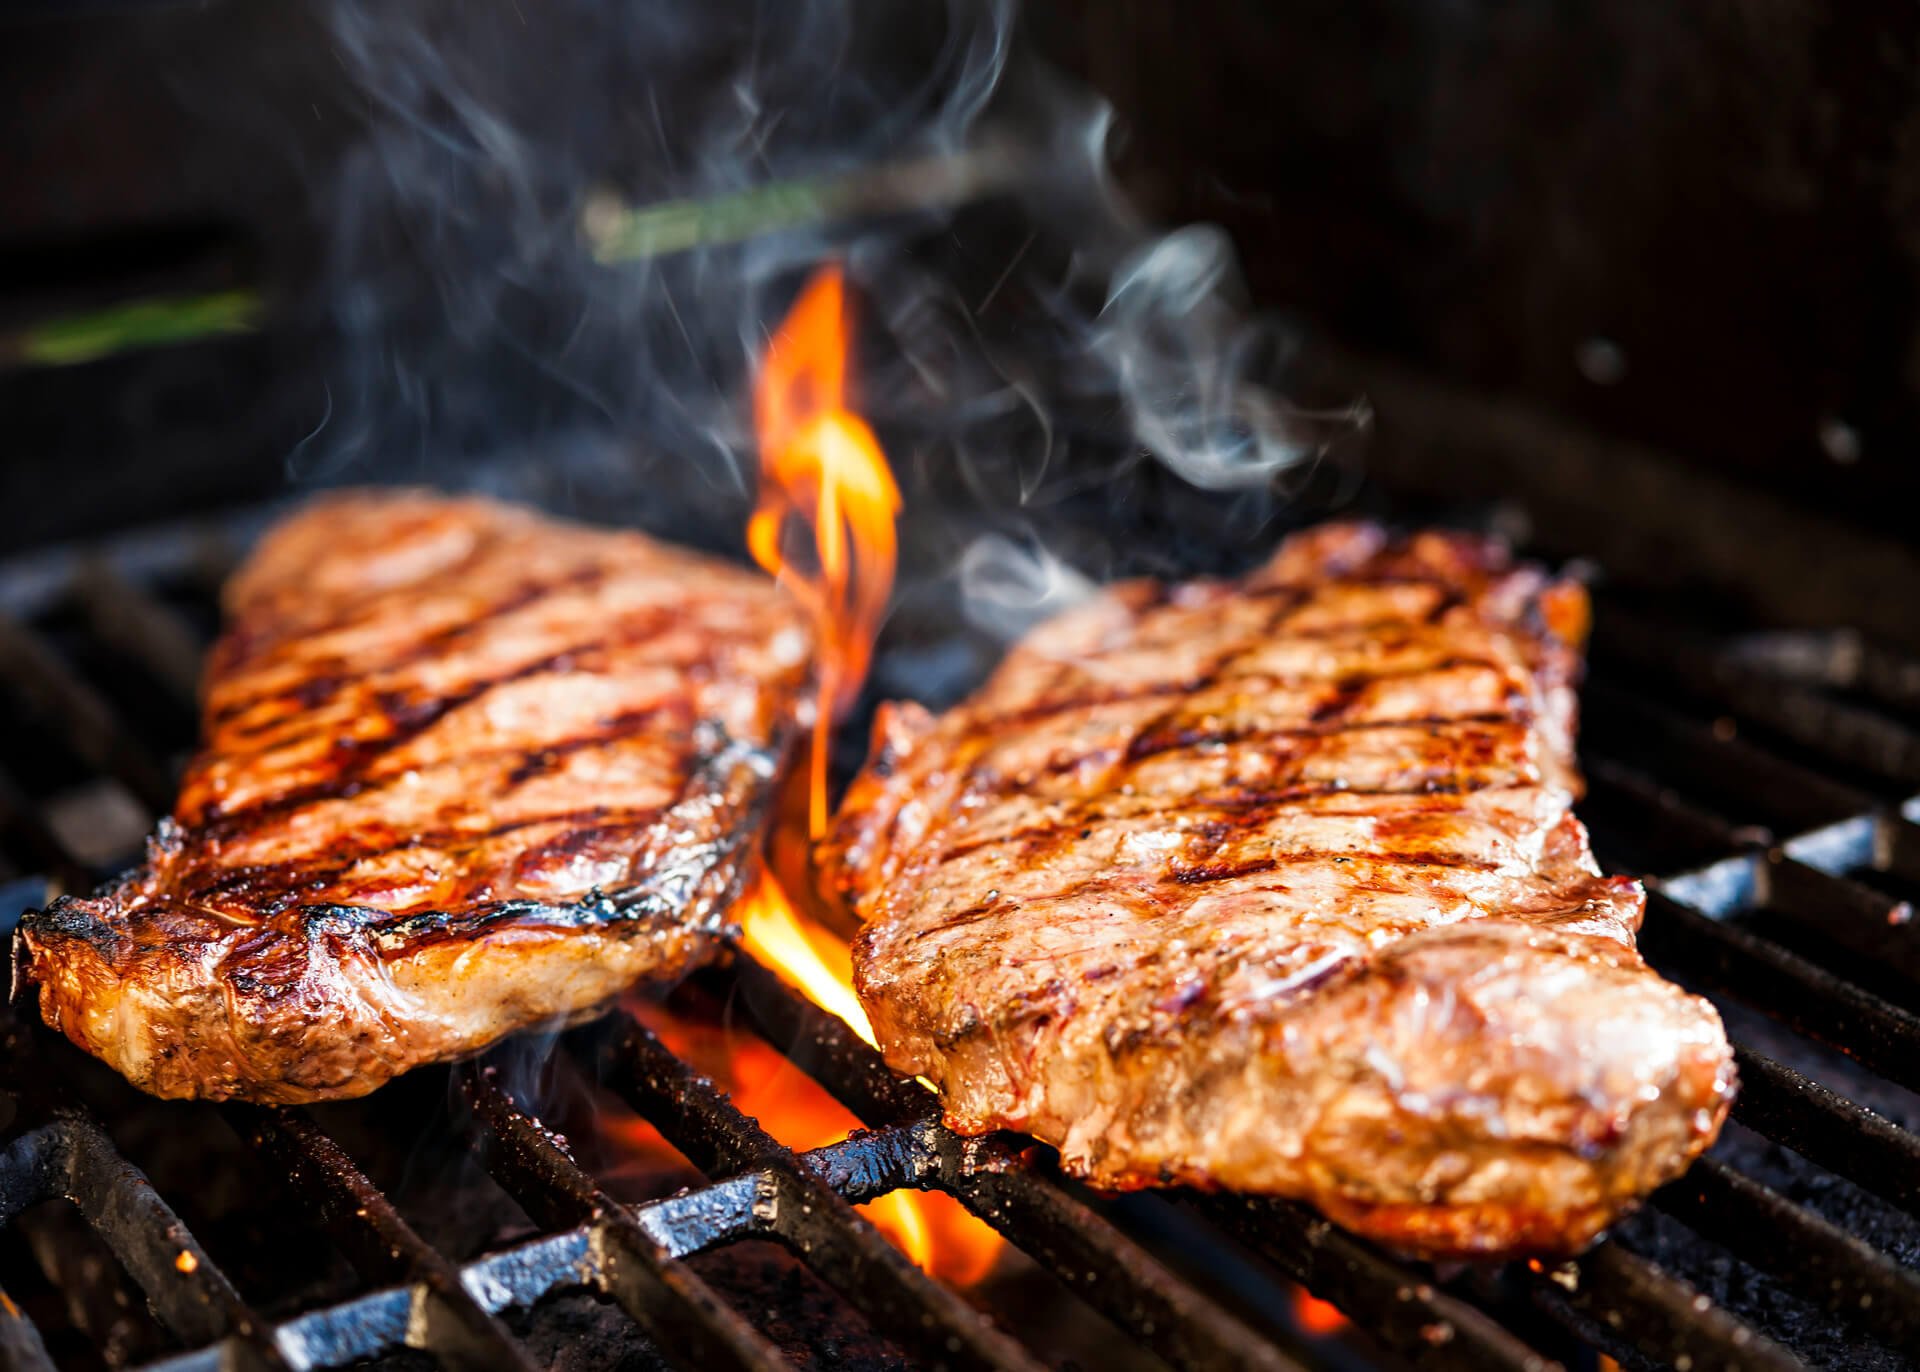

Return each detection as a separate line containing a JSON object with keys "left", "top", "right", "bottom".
{"left": 0, "top": 504, "right": 1916, "bottom": 1372}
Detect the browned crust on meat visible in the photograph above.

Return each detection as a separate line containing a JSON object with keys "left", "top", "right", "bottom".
{"left": 823, "top": 522, "right": 1734, "bottom": 1259}
{"left": 15, "top": 491, "right": 811, "bottom": 1103}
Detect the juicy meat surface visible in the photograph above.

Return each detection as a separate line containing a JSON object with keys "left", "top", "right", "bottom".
{"left": 822, "top": 523, "right": 1734, "bottom": 1258}
{"left": 16, "top": 491, "right": 811, "bottom": 1103}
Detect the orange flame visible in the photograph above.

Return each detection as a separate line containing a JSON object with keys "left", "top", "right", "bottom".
{"left": 748, "top": 264, "right": 901, "bottom": 837}
{"left": 736, "top": 869, "right": 875, "bottom": 1046}
{"left": 736, "top": 266, "right": 1002, "bottom": 1286}
{"left": 735, "top": 874, "right": 1003, "bottom": 1285}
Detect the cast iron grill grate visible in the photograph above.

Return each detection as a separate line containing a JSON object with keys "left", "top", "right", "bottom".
{"left": 0, "top": 500, "right": 1915, "bottom": 1372}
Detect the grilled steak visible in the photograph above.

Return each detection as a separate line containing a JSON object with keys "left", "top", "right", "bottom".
{"left": 823, "top": 523, "right": 1733, "bottom": 1258}
{"left": 16, "top": 491, "right": 810, "bottom": 1103}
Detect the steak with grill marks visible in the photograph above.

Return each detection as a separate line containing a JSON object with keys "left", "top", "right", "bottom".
{"left": 822, "top": 523, "right": 1734, "bottom": 1259}
{"left": 16, "top": 491, "right": 811, "bottom": 1103}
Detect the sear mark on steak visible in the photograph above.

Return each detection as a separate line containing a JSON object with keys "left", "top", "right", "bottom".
{"left": 15, "top": 490, "right": 811, "bottom": 1104}
{"left": 821, "top": 522, "right": 1734, "bottom": 1260}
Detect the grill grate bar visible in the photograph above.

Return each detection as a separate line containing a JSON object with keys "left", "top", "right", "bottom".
{"left": 460, "top": 1064, "right": 791, "bottom": 1372}
{"left": 0, "top": 614, "right": 174, "bottom": 816}
{"left": 15, "top": 1197, "right": 168, "bottom": 1365}
{"left": 1583, "top": 754, "right": 1756, "bottom": 866}
{"left": 1638, "top": 888, "right": 1920, "bottom": 1093}
{"left": 1728, "top": 1045, "right": 1920, "bottom": 1218}
{"left": 728, "top": 957, "right": 1316, "bottom": 1372}
{"left": 158, "top": 1113, "right": 1164, "bottom": 1372}
{"left": 1594, "top": 611, "right": 1920, "bottom": 786}
{"left": 0, "top": 1098, "right": 283, "bottom": 1369}
{"left": 71, "top": 558, "right": 205, "bottom": 706}
{"left": 0, "top": 511, "right": 261, "bottom": 624}
{"left": 951, "top": 1165, "right": 1314, "bottom": 1372}
{"left": 589, "top": 1013, "right": 1051, "bottom": 1372}
{"left": 1585, "top": 682, "right": 1872, "bottom": 833}
{"left": 153, "top": 1230, "right": 598, "bottom": 1372}
{"left": 229, "top": 1106, "right": 539, "bottom": 1372}
{"left": 1652, "top": 1155, "right": 1920, "bottom": 1353}
{"left": 1717, "top": 629, "right": 1920, "bottom": 714}
{"left": 1193, "top": 1194, "right": 1559, "bottom": 1372}
{"left": 51, "top": 1110, "right": 264, "bottom": 1355}
{"left": 1755, "top": 854, "right": 1920, "bottom": 984}
{"left": 1527, "top": 1243, "right": 1804, "bottom": 1372}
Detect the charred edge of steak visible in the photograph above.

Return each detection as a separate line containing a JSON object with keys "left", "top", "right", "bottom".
{"left": 13, "top": 726, "right": 781, "bottom": 983}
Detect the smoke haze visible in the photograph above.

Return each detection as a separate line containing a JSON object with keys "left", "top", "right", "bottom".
{"left": 308, "top": 0, "right": 1364, "bottom": 672}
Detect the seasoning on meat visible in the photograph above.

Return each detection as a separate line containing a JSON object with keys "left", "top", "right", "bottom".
{"left": 15, "top": 491, "right": 811, "bottom": 1103}
{"left": 821, "top": 522, "right": 1734, "bottom": 1259}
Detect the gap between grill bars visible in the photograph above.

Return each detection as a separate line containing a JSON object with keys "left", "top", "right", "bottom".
{"left": 0, "top": 501, "right": 1915, "bottom": 1370}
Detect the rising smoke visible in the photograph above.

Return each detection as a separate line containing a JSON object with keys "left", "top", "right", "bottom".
{"left": 308, "top": 0, "right": 1363, "bottom": 622}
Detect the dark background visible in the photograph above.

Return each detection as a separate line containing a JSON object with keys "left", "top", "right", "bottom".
{"left": 1039, "top": 1, "right": 1920, "bottom": 542}
{"left": 3, "top": 1, "right": 1916, "bottom": 583}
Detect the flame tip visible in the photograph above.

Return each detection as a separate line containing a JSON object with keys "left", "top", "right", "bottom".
{"left": 751, "top": 264, "right": 902, "bottom": 840}
{"left": 734, "top": 275, "right": 997, "bottom": 1282}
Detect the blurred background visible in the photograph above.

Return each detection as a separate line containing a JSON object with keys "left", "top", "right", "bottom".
{"left": 0, "top": 2, "right": 1912, "bottom": 567}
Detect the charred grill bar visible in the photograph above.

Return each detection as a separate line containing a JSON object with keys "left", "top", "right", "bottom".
{"left": 0, "top": 499, "right": 1916, "bottom": 1372}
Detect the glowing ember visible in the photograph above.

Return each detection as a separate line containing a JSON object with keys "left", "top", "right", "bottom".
{"left": 1292, "top": 1289, "right": 1347, "bottom": 1337}
{"left": 748, "top": 264, "right": 901, "bottom": 837}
